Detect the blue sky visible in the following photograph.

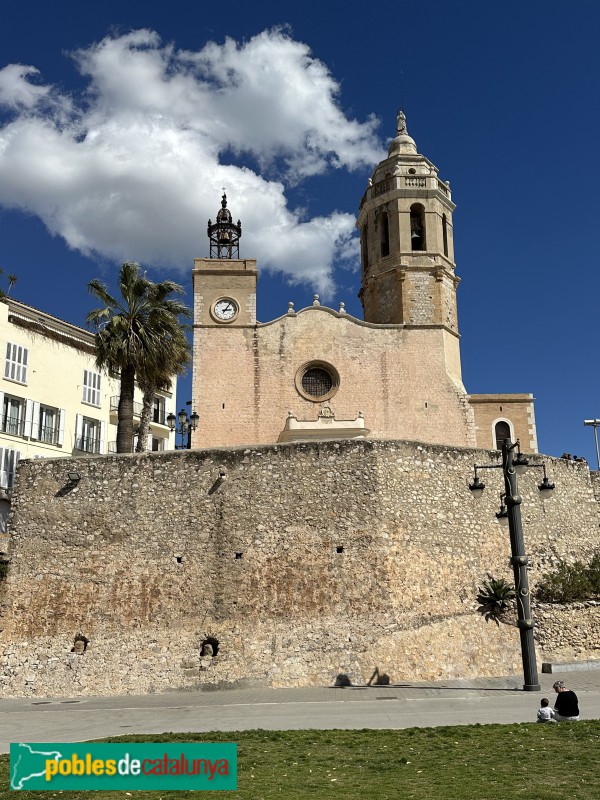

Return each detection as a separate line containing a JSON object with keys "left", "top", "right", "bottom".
{"left": 1, "top": 1, "right": 599, "bottom": 461}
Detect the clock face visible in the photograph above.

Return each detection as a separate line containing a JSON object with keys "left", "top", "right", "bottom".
{"left": 213, "top": 297, "right": 239, "bottom": 322}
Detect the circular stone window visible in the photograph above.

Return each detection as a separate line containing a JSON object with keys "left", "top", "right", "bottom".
{"left": 295, "top": 361, "right": 340, "bottom": 402}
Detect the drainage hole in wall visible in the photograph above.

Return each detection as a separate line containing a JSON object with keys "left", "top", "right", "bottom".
{"left": 71, "top": 634, "right": 89, "bottom": 654}
{"left": 336, "top": 546, "right": 344, "bottom": 554}
{"left": 31, "top": 701, "right": 52, "bottom": 705}
{"left": 200, "top": 637, "right": 219, "bottom": 657}
{"left": 235, "top": 552, "right": 243, "bottom": 559}
{"left": 176, "top": 556, "right": 184, "bottom": 564}
{"left": 60, "top": 700, "right": 81, "bottom": 704}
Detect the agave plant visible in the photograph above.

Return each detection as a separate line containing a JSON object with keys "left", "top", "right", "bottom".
{"left": 476, "top": 576, "right": 516, "bottom": 626}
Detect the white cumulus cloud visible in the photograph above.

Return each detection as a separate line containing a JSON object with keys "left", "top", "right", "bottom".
{"left": 0, "top": 28, "right": 384, "bottom": 294}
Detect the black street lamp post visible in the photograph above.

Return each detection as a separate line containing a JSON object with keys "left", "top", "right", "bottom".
{"left": 469, "top": 438, "right": 555, "bottom": 692}
{"left": 167, "top": 407, "right": 199, "bottom": 449}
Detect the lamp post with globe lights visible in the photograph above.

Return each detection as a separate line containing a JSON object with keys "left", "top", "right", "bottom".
{"left": 469, "top": 438, "right": 555, "bottom": 692}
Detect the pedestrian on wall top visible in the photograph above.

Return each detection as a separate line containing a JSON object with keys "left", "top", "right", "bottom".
{"left": 553, "top": 680, "right": 580, "bottom": 721}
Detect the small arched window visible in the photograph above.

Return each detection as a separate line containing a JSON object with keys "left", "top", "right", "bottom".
{"left": 494, "top": 421, "right": 511, "bottom": 450}
{"left": 410, "top": 204, "right": 426, "bottom": 251}
{"left": 442, "top": 213, "right": 448, "bottom": 257}
{"left": 361, "top": 225, "right": 369, "bottom": 273}
{"left": 380, "top": 211, "right": 389, "bottom": 257}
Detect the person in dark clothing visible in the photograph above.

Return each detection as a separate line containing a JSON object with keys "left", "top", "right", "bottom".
{"left": 553, "top": 680, "right": 580, "bottom": 721}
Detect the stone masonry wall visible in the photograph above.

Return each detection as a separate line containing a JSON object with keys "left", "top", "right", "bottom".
{"left": 0, "top": 439, "right": 598, "bottom": 697}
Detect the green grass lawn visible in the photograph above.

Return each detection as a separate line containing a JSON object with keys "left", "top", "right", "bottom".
{"left": 2, "top": 723, "right": 599, "bottom": 799}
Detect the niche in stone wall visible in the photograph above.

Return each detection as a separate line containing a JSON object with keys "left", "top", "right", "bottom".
{"left": 200, "top": 637, "right": 219, "bottom": 658}
{"left": 71, "top": 634, "right": 89, "bottom": 655}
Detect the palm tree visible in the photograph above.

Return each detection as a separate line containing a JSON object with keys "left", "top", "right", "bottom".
{"left": 476, "top": 576, "right": 516, "bottom": 626}
{"left": 87, "top": 262, "right": 192, "bottom": 453}
{"left": 134, "top": 322, "right": 191, "bottom": 452}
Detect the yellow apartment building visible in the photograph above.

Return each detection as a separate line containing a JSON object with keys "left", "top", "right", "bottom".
{"left": 0, "top": 297, "right": 176, "bottom": 529}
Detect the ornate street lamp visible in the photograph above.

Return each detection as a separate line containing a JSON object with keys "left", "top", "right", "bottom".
{"left": 469, "top": 438, "right": 555, "bottom": 692}
{"left": 167, "top": 407, "right": 199, "bottom": 449}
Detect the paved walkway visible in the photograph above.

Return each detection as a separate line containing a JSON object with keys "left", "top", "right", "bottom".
{"left": 1, "top": 669, "right": 599, "bottom": 753}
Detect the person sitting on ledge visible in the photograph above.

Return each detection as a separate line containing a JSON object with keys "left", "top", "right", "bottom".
{"left": 553, "top": 680, "right": 580, "bottom": 721}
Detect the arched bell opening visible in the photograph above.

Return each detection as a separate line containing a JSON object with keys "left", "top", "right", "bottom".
{"left": 410, "top": 203, "right": 426, "bottom": 251}
{"left": 380, "top": 211, "right": 390, "bottom": 257}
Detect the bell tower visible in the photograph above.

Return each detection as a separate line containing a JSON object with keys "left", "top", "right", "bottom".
{"left": 357, "top": 111, "right": 458, "bottom": 331}
{"left": 193, "top": 193, "right": 257, "bottom": 329}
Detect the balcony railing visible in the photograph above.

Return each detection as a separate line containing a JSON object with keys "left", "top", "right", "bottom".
{"left": 0, "top": 416, "right": 24, "bottom": 436}
{"left": 109, "top": 397, "right": 167, "bottom": 425}
{"left": 39, "top": 424, "right": 59, "bottom": 445}
{"left": 75, "top": 435, "right": 101, "bottom": 454}
{"left": 110, "top": 397, "right": 143, "bottom": 417}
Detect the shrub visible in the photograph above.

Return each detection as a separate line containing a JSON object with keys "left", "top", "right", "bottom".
{"left": 536, "top": 559, "right": 594, "bottom": 603}
{"left": 587, "top": 551, "right": 600, "bottom": 595}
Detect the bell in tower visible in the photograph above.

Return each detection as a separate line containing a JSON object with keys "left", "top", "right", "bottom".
{"left": 357, "top": 110, "right": 458, "bottom": 329}
{"left": 207, "top": 192, "right": 242, "bottom": 259}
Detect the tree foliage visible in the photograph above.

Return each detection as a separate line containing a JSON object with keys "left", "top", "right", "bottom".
{"left": 87, "top": 262, "right": 191, "bottom": 453}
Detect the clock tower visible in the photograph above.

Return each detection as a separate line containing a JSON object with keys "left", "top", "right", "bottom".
{"left": 192, "top": 193, "right": 257, "bottom": 329}
{"left": 191, "top": 194, "right": 257, "bottom": 446}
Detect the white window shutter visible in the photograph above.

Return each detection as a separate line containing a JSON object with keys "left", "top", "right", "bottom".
{"left": 57, "top": 409, "right": 65, "bottom": 446}
{"left": 25, "top": 399, "right": 33, "bottom": 437}
{"left": 0, "top": 392, "right": 4, "bottom": 425}
{"left": 147, "top": 433, "right": 153, "bottom": 450}
{"left": 32, "top": 401, "right": 41, "bottom": 439}
{"left": 99, "top": 420, "right": 106, "bottom": 454}
{"left": 75, "top": 414, "right": 83, "bottom": 449}
{"left": 0, "top": 448, "right": 6, "bottom": 488}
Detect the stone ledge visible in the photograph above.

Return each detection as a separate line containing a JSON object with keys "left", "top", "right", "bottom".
{"left": 541, "top": 659, "right": 600, "bottom": 674}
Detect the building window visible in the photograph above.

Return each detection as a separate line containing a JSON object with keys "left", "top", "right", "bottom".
{"left": 0, "top": 447, "right": 20, "bottom": 490}
{"left": 380, "top": 211, "right": 390, "bottom": 257}
{"left": 442, "top": 213, "right": 448, "bottom": 257}
{"left": 494, "top": 420, "right": 512, "bottom": 450}
{"left": 410, "top": 204, "right": 426, "bottom": 251}
{"left": 295, "top": 361, "right": 340, "bottom": 402}
{"left": 4, "top": 343, "right": 28, "bottom": 384}
{"left": 302, "top": 369, "right": 332, "bottom": 397}
{"left": 151, "top": 437, "right": 165, "bottom": 452}
{"left": 361, "top": 225, "right": 369, "bottom": 273}
{"left": 83, "top": 370, "right": 101, "bottom": 406}
{"left": 1, "top": 395, "right": 25, "bottom": 436}
{"left": 76, "top": 415, "right": 102, "bottom": 454}
{"left": 38, "top": 405, "right": 59, "bottom": 445}
{"left": 153, "top": 396, "right": 166, "bottom": 425}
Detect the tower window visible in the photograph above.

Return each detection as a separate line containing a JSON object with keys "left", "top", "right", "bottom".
{"left": 380, "top": 211, "right": 389, "bottom": 257}
{"left": 410, "top": 204, "right": 426, "bottom": 251}
{"left": 361, "top": 225, "right": 369, "bottom": 273}
{"left": 494, "top": 421, "right": 512, "bottom": 450}
{"left": 442, "top": 213, "right": 448, "bottom": 257}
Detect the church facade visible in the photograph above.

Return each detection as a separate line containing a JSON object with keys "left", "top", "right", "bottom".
{"left": 191, "top": 112, "right": 537, "bottom": 453}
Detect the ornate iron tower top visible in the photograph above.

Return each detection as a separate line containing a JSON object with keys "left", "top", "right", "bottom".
{"left": 207, "top": 192, "right": 242, "bottom": 258}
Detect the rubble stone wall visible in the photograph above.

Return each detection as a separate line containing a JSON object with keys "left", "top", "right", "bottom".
{"left": 0, "top": 438, "right": 598, "bottom": 697}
